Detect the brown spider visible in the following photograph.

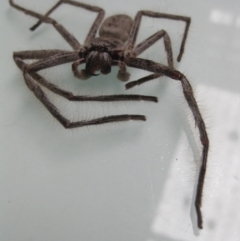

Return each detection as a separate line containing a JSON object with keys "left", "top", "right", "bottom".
{"left": 9, "top": 0, "right": 209, "bottom": 229}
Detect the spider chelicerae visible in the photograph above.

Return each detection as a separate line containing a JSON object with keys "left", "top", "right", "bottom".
{"left": 9, "top": 0, "right": 209, "bottom": 229}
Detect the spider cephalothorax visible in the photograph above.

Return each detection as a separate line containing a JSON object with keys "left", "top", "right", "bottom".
{"left": 75, "top": 37, "right": 132, "bottom": 81}
{"left": 9, "top": 0, "right": 209, "bottom": 230}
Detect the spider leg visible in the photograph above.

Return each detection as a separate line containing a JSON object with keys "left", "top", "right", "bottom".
{"left": 125, "top": 73, "right": 161, "bottom": 89}
{"left": 9, "top": 0, "right": 81, "bottom": 50}
{"left": 13, "top": 49, "right": 74, "bottom": 60}
{"left": 127, "top": 10, "right": 191, "bottom": 62}
{"left": 28, "top": 0, "right": 105, "bottom": 45}
{"left": 26, "top": 52, "right": 79, "bottom": 72}
{"left": 23, "top": 70, "right": 146, "bottom": 128}
{"left": 126, "top": 30, "right": 173, "bottom": 89}
{"left": 13, "top": 52, "right": 158, "bottom": 103}
{"left": 126, "top": 57, "right": 209, "bottom": 229}
{"left": 13, "top": 53, "right": 159, "bottom": 128}
{"left": 30, "top": 71, "right": 158, "bottom": 103}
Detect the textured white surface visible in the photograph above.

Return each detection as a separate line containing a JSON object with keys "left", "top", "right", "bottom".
{"left": 1, "top": 0, "right": 240, "bottom": 240}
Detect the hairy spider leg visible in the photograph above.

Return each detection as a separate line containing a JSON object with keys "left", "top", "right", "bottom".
{"left": 14, "top": 50, "right": 157, "bottom": 102}
{"left": 9, "top": 0, "right": 81, "bottom": 49}
{"left": 126, "top": 30, "right": 174, "bottom": 89}
{"left": 125, "top": 10, "right": 190, "bottom": 89}
{"left": 12, "top": 50, "right": 158, "bottom": 128}
{"left": 126, "top": 57, "right": 209, "bottom": 229}
{"left": 127, "top": 10, "right": 191, "bottom": 61}
{"left": 28, "top": 0, "right": 105, "bottom": 45}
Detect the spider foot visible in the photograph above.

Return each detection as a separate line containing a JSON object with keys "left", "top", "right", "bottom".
{"left": 30, "top": 22, "right": 41, "bottom": 31}
{"left": 125, "top": 73, "right": 162, "bottom": 89}
{"left": 125, "top": 80, "right": 138, "bottom": 89}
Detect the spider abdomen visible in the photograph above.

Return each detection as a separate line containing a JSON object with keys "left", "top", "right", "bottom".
{"left": 99, "top": 14, "right": 133, "bottom": 42}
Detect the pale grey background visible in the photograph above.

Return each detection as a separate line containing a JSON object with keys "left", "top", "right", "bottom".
{"left": 1, "top": 0, "right": 240, "bottom": 240}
